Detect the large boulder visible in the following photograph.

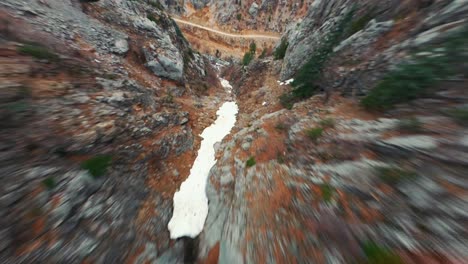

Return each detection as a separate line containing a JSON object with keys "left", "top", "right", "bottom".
{"left": 112, "top": 38, "right": 129, "bottom": 55}
{"left": 142, "top": 37, "right": 185, "bottom": 82}
{"left": 249, "top": 3, "right": 259, "bottom": 17}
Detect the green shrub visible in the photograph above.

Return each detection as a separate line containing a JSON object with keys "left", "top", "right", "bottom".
{"left": 362, "top": 241, "right": 403, "bottom": 264}
{"left": 397, "top": 117, "right": 422, "bottom": 132}
{"left": 6, "top": 101, "right": 29, "bottom": 113}
{"left": 290, "top": 7, "right": 355, "bottom": 99}
{"left": 279, "top": 93, "right": 296, "bottom": 110}
{"left": 375, "top": 166, "right": 417, "bottom": 185}
{"left": 147, "top": 14, "right": 158, "bottom": 23}
{"left": 241, "top": 42, "right": 257, "bottom": 65}
{"left": 306, "top": 127, "right": 324, "bottom": 141}
{"left": 361, "top": 57, "right": 451, "bottom": 110}
{"left": 236, "top": 14, "right": 242, "bottom": 21}
{"left": 18, "top": 43, "right": 59, "bottom": 61}
{"left": 276, "top": 153, "right": 285, "bottom": 164}
{"left": 319, "top": 118, "right": 335, "bottom": 128}
{"left": 249, "top": 42, "right": 256, "bottom": 54}
{"left": 320, "top": 184, "right": 334, "bottom": 202}
{"left": 147, "top": 0, "right": 164, "bottom": 10}
{"left": 172, "top": 19, "right": 188, "bottom": 42}
{"left": 348, "top": 11, "right": 374, "bottom": 36}
{"left": 258, "top": 48, "right": 267, "bottom": 59}
{"left": 81, "top": 155, "right": 112, "bottom": 178}
{"left": 246, "top": 156, "right": 256, "bottom": 167}
{"left": 242, "top": 51, "right": 254, "bottom": 66}
{"left": 447, "top": 107, "right": 468, "bottom": 126}
{"left": 42, "top": 177, "right": 56, "bottom": 190}
{"left": 274, "top": 39, "right": 289, "bottom": 60}
{"left": 164, "top": 93, "right": 174, "bottom": 103}
{"left": 275, "top": 122, "right": 287, "bottom": 131}
{"left": 362, "top": 26, "right": 468, "bottom": 111}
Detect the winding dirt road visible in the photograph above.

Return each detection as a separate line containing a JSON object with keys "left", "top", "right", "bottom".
{"left": 172, "top": 18, "right": 281, "bottom": 40}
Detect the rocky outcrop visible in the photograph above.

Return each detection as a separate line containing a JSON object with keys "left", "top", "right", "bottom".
{"left": 163, "top": 0, "right": 313, "bottom": 32}
{"left": 0, "top": 0, "right": 215, "bottom": 263}
{"left": 143, "top": 40, "right": 185, "bottom": 82}
{"left": 197, "top": 55, "right": 468, "bottom": 263}
{"left": 280, "top": 0, "right": 468, "bottom": 97}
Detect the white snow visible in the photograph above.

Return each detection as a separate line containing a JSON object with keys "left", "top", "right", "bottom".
{"left": 220, "top": 78, "right": 233, "bottom": 89}
{"left": 279, "top": 78, "right": 294, "bottom": 86}
{"left": 168, "top": 79, "right": 238, "bottom": 239}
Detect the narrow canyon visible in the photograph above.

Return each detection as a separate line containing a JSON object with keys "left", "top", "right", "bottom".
{"left": 0, "top": 0, "right": 467, "bottom": 264}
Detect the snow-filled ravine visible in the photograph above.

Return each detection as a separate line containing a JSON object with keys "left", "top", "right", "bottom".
{"left": 168, "top": 78, "right": 238, "bottom": 239}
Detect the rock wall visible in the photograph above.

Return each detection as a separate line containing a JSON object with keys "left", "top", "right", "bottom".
{"left": 194, "top": 1, "right": 468, "bottom": 263}
{"left": 175, "top": 21, "right": 279, "bottom": 58}
{"left": 0, "top": 0, "right": 218, "bottom": 263}
{"left": 163, "top": 0, "right": 313, "bottom": 32}
{"left": 280, "top": 0, "right": 468, "bottom": 95}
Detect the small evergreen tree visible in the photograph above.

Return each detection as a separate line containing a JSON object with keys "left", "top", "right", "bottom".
{"left": 274, "top": 39, "right": 288, "bottom": 60}
{"left": 291, "top": 7, "right": 355, "bottom": 98}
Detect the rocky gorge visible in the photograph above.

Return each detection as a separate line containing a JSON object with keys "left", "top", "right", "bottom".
{"left": 1, "top": 0, "right": 468, "bottom": 264}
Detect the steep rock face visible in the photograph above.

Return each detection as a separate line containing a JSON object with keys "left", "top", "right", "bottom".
{"left": 280, "top": 0, "right": 468, "bottom": 94}
{"left": 198, "top": 56, "right": 468, "bottom": 263}
{"left": 0, "top": 0, "right": 216, "bottom": 263}
{"left": 85, "top": 0, "right": 202, "bottom": 83}
{"left": 194, "top": 1, "right": 468, "bottom": 263}
{"left": 163, "top": 0, "right": 313, "bottom": 32}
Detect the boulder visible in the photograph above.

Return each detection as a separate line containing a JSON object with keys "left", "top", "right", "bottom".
{"left": 249, "top": 3, "right": 259, "bottom": 17}
{"left": 112, "top": 39, "right": 129, "bottom": 55}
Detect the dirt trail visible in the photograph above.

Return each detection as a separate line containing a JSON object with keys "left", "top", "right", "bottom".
{"left": 172, "top": 17, "right": 281, "bottom": 40}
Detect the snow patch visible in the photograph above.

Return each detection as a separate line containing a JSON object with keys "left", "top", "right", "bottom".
{"left": 220, "top": 78, "right": 233, "bottom": 89}
{"left": 278, "top": 78, "right": 294, "bottom": 86}
{"left": 168, "top": 79, "right": 238, "bottom": 239}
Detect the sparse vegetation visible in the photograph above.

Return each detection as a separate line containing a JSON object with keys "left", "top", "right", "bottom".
{"left": 246, "top": 156, "right": 256, "bottom": 167}
{"left": 361, "top": 26, "right": 468, "bottom": 111}
{"left": 18, "top": 43, "right": 59, "bottom": 61}
{"left": 279, "top": 93, "right": 296, "bottom": 110}
{"left": 320, "top": 184, "right": 334, "bottom": 202}
{"left": 172, "top": 19, "right": 188, "bottom": 42}
{"left": 242, "top": 52, "right": 254, "bottom": 66}
{"left": 290, "top": 8, "right": 355, "bottom": 99}
{"left": 242, "top": 41, "right": 257, "bottom": 66}
{"left": 374, "top": 166, "right": 417, "bottom": 185}
{"left": 306, "top": 127, "right": 324, "bottom": 141}
{"left": 276, "top": 153, "right": 285, "bottom": 164}
{"left": 6, "top": 101, "right": 29, "bottom": 113}
{"left": 258, "top": 48, "right": 267, "bottom": 59}
{"left": 164, "top": 92, "right": 174, "bottom": 103}
{"left": 81, "top": 155, "right": 112, "bottom": 178}
{"left": 348, "top": 10, "right": 375, "bottom": 36}
{"left": 319, "top": 118, "right": 335, "bottom": 129}
{"left": 147, "top": 14, "right": 158, "bottom": 23}
{"left": 361, "top": 56, "right": 451, "bottom": 110}
{"left": 147, "top": 0, "right": 164, "bottom": 10}
{"left": 274, "top": 39, "right": 289, "bottom": 60}
{"left": 275, "top": 122, "right": 287, "bottom": 131}
{"left": 362, "top": 241, "right": 403, "bottom": 264}
{"left": 42, "top": 177, "right": 56, "bottom": 190}
{"left": 397, "top": 117, "right": 423, "bottom": 132}
{"left": 236, "top": 13, "right": 242, "bottom": 21}
{"left": 278, "top": 8, "right": 355, "bottom": 109}
{"left": 446, "top": 107, "right": 468, "bottom": 126}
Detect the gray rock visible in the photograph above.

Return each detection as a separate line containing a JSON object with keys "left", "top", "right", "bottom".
{"left": 134, "top": 243, "right": 158, "bottom": 264}
{"left": 241, "top": 142, "right": 251, "bottom": 151}
{"left": 249, "top": 3, "right": 259, "bottom": 17}
{"left": 145, "top": 55, "right": 184, "bottom": 82}
{"left": 112, "top": 38, "right": 129, "bottom": 55}
{"left": 167, "top": 86, "right": 185, "bottom": 97}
